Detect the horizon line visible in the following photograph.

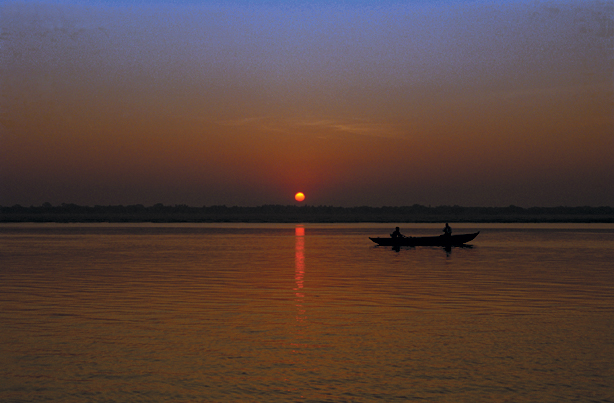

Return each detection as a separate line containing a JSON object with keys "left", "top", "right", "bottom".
{"left": 2, "top": 203, "right": 613, "bottom": 210}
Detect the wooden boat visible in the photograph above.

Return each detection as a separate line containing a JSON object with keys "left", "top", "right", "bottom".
{"left": 369, "top": 232, "right": 479, "bottom": 247}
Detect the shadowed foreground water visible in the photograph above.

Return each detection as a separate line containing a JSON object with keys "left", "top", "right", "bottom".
{"left": 1, "top": 223, "right": 613, "bottom": 402}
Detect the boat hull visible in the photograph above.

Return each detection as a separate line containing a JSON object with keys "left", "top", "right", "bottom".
{"left": 369, "top": 232, "right": 479, "bottom": 247}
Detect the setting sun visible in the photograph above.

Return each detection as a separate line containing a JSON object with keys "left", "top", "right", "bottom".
{"left": 295, "top": 192, "right": 305, "bottom": 202}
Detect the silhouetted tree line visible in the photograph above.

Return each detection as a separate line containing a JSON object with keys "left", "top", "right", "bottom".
{"left": 1, "top": 203, "right": 613, "bottom": 223}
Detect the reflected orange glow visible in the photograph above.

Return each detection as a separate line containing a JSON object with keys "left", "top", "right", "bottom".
{"left": 295, "top": 225, "right": 304, "bottom": 291}
{"left": 294, "top": 225, "right": 306, "bottom": 323}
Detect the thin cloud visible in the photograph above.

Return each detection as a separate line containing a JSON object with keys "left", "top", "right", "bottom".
{"left": 217, "top": 116, "right": 404, "bottom": 138}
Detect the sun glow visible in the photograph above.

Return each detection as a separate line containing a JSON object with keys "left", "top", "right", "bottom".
{"left": 295, "top": 192, "right": 305, "bottom": 202}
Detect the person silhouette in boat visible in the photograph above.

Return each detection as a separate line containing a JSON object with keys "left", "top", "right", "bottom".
{"left": 443, "top": 223, "right": 452, "bottom": 237}
{"left": 391, "top": 227, "right": 404, "bottom": 238}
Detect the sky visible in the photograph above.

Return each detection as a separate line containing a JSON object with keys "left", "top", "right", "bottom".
{"left": 1, "top": 0, "right": 612, "bottom": 207}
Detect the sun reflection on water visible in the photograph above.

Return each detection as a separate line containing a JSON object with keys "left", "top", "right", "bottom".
{"left": 294, "top": 225, "right": 306, "bottom": 323}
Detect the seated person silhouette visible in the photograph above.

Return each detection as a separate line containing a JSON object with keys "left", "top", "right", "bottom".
{"left": 443, "top": 223, "right": 452, "bottom": 237}
{"left": 390, "top": 227, "right": 403, "bottom": 238}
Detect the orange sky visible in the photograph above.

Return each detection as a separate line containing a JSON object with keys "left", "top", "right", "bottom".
{"left": 1, "top": 1, "right": 612, "bottom": 206}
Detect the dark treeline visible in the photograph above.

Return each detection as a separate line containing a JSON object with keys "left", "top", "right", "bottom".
{"left": 1, "top": 203, "right": 613, "bottom": 223}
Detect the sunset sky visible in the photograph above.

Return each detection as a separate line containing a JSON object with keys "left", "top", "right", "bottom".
{"left": 1, "top": 0, "right": 612, "bottom": 207}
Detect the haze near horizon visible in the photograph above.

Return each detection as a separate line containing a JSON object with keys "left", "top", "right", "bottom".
{"left": 1, "top": 0, "right": 612, "bottom": 207}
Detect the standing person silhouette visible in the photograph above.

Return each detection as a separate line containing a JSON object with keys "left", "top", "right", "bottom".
{"left": 443, "top": 223, "right": 452, "bottom": 237}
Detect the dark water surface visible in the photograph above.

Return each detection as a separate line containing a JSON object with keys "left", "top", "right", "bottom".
{"left": 1, "top": 223, "right": 613, "bottom": 402}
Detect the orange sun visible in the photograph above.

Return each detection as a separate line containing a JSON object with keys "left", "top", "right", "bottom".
{"left": 294, "top": 192, "right": 305, "bottom": 202}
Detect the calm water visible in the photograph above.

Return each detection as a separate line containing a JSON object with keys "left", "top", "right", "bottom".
{"left": 1, "top": 223, "right": 613, "bottom": 402}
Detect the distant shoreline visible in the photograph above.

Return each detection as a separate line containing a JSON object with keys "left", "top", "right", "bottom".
{"left": 2, "top": 204, "right": 613, "bottom": 223}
